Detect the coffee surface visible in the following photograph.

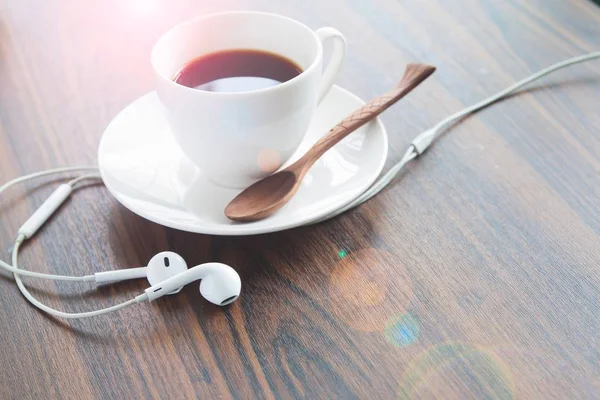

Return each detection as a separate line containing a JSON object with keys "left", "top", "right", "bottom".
{"left": 173, "top": 49, "right": 303, "bottom": 92}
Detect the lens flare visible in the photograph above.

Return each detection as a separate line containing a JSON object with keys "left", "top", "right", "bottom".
{"left": 128, "top": 0, "right": 159, "bottom": 14}
{"left": 257, "top": 149, "right": 282, "bottom": 173}
{"left": 398, "top": 343, "right": 515, "bottom": 399}
{"left": 383, "top": 313, "right": 420, "bottom": 347}
{"left": 328, "top": 248, "right": 413, "bottom": 332}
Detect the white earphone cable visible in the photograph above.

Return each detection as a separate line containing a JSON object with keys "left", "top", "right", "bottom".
{"left": 0, "top": 166, "right": 99, "bottom": 194}
{"left": 0, "top": 170, "right": 141, "bottom": 318}
{"left": 12, "top": 237, "right": 139, "bottom": 318}
{"left": 0, "top": 257, "right": 94, "bottom": 281}
{"left": 316, "top": 50, "right": 600, "bottom": 222}
{"left": 0, "top": 51, "right": 598, "bottom": 318}
{"left": 67, "top": 173, "right": 103, "bottom": 187}
{"left": 0, "top": 169, "right": 98, "bottom": 281}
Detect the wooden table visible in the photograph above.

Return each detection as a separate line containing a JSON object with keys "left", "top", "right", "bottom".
{"left": 1, "top": 0, "right": 599, "bottom": 398}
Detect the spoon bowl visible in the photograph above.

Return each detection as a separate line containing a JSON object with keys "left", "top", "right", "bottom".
{"left": 225, "top": 170, "right": 298, "bottom": 222}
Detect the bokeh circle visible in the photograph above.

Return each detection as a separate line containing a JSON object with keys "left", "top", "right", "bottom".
{"left": 328, "top": 248, "right": 414, "bottom": 332}
{"left": 398, "top": 343, "right": 515, "bottom": 399}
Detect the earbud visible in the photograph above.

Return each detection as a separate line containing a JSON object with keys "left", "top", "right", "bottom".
{"left": 140, "top": 262, "right": 241, "bottom": 305}
{"left": 94, "top": 251, "right": 188, "bottom": 294}
{"left": 146, "top": 251, "right": 188, "bottom": 294}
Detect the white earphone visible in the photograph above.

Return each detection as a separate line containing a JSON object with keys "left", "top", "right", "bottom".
{"left": 1, "top": 51, "right": 598, "bottom": 319}
{"left": 95, "top": 252, "right": 241, "bottom": 304}
{"left": 0, "top": 173, "right": 242, "bottom": 319}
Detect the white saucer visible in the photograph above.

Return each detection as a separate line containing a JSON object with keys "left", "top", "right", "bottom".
{"left": 98, "top": 85, "right": 388, "bottom": 235}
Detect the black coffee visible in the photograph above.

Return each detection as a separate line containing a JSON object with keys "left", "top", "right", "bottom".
{"left": 173, "top": 49, "right": 303, "bottom": 92}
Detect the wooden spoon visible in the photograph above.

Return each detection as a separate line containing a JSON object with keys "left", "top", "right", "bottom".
{"left": 225, "top": 63, "right": 436, "bottom": 222}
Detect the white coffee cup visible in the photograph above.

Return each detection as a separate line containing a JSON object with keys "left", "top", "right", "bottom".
{"left": 151, "top": 11, "right": 346, "bottom": 188}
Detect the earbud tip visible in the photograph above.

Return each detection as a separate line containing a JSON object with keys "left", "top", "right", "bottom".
{"left": 198, "top": 264, "right": 241, "bottom": 306}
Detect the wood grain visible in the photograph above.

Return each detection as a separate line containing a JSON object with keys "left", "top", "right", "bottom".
{"left": 0, "top": 0, "right": 599, "bottom": 399}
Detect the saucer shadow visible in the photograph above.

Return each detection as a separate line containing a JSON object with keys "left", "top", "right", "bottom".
{"left": 106, "top": 193, "right": 382, "bottom": 281}
{"left": 31, "top": 192, "right": 385, "bottom": 339}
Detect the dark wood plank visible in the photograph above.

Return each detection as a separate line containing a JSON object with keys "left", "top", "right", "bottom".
{"left": 0, "top": 0, "right": 599, "bottom": 398}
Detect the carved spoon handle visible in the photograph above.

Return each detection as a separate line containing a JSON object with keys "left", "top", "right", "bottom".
{"left": 299, "top": 63, "right": 436, "bottom": 167}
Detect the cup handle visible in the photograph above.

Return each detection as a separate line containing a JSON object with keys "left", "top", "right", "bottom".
{"left": 315, "top": 27, "right": 347, "bottom": 104}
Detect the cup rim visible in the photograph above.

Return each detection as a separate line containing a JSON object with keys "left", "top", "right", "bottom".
{"left": 151, "top": 10, "right": 323, "bottom": 97}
